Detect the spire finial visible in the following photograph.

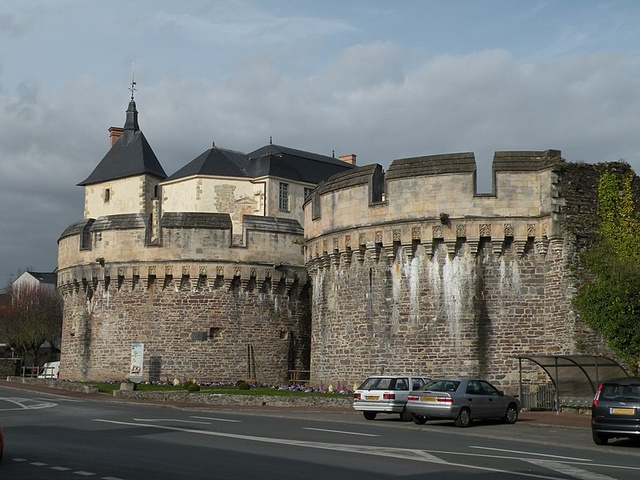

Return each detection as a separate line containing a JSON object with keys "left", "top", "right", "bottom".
{"left": 129, "top": 63, "right": 137, "bottom": 100}
{"left": 269, "top": 136, "right": 273, "bottom": 145}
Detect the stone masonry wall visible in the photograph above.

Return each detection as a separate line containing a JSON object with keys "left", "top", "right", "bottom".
{"left": 59, "top": 275, "right": 310, "bottom": 384}
{"left": 305, "top": 153, "right": 628, "bottom": 392}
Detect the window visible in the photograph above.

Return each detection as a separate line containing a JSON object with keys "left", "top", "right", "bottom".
{"left": 279, "top": 182, "right": 289, "bottom": 212}
{"left": 304, "top": 187, "right": 312, "bottom": 199}
{"left": 104, "top": 188, "right": 111, "bottom": 202}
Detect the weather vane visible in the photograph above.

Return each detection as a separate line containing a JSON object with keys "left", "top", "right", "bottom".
{"left": 129, "top": 63, "right": 137, "bottom": 100}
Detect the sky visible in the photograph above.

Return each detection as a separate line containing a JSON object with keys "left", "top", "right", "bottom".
{"left": 1, "top": 0, "right": 640, "bottom": 285}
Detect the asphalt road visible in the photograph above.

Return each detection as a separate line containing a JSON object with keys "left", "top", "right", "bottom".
{"left": 1, "top": 383, "right": 639, "bottom": 479}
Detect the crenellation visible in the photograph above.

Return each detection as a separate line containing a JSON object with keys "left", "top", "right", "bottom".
{"left": 304, "top": 152, "right": 636, "bottom": 390}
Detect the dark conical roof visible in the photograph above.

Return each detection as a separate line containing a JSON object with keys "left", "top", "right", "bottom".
{"left": 79, "top": 99, "right": 166, "bottom": 186}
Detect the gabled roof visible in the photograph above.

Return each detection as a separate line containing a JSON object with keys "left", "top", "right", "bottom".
{"left": 164, "top": 142, "right": 354, "bottom": 184}
{"left": 164, "top": 145, "right": 249, "bottom": 181}
{"left": 25, "top": 271, "right": 57, "bottom": 285}
{"left": 79, "top": 99, "right": 167, "bottom": 186}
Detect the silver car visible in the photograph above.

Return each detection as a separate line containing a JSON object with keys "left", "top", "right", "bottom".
{"left": 406, "top": 378, "right": 521, "bottom": 427}
{"left": 353, "top": 375, "right": 430, "bottom": 421}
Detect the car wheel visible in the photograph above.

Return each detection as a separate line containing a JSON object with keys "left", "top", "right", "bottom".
{"left": 454, "top": 407, "right": 471, "bottom": 428}
{"left": 412, "top": 414, "right": 427, "bottom": 425}
{"left": 592, "top": 431, "right": 608, "bottom": 445}
{"left": 363, "top": 411, "right": 377, "bottom": 420}
{"left": 502, "top": 403, "right": 518, "bottom": 424}
{"left": 400, "top": 408, "right": 413, "bottom": 422}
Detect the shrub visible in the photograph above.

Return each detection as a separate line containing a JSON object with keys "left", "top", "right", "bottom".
{"left": 237, "top": 381, "right": 251, "bottom": 390}
{"left": 186, "top": 382, "right": 201, "bottom": 392}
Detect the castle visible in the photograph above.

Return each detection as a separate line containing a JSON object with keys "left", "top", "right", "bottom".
{"left": 57, "top": 96, "right": 353, "bottom": 383}
{"left": 57, "top": 95, "right": 630, "bottom": 390}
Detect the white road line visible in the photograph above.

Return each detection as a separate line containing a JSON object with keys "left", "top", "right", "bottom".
{"left": 132, "top": 418, "right": 210, "bottom": 425}
{"left": 470, "top": 445, "right": 592, "bottom": 462}
{"left": 51, "top": 466, "right": 72, "bottom": 471}
{"left": 190, "top": 415, "right": 241, "bottom": 423}
{"left": 0, "top": 397, "right": 57, "bottom": 410}
{"left": 527, "top": 459, "right": 618, "bottom": 480}
{"left": 31, "top": 461, "right": 48, "bottom": 466}
{"left": 102, "top": 477, "right": 126, "bottom": 480}
{"left": 74, "top": 471, "right": 96, "bottom": 476}
{"left": 12, "top": 458, "right": 27, "bottom": 462}
{"left": 92, "top": 418, "right": 569, "bottom": 479}
{"left": 303, "top": 427, "right": 379, "bottom": 437}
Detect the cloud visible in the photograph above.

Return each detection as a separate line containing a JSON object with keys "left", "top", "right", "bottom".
{"left": 2, "top": 1, "right": 640, "bottom": 284}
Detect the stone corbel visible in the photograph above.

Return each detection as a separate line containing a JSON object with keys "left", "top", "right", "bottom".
{"left": 444, "top": 239, "right": 457, "bottom": 258}
{"left": 467, "top": 239, "right": 479, "bottom": 256}
{"left": 514, "top": 237, "right": 528, "bottom": 257}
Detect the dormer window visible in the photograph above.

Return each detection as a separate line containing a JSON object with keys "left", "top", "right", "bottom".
{"left": 104, "top": 188, "right": 111, "bottom": 203}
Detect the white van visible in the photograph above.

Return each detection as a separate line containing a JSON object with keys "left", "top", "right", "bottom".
{"left": 38, "top": 361, "right": 60, "bottom": 379}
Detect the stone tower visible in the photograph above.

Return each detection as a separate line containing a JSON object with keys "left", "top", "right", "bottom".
{"left": 57, "top": 96, "right": 354, "bottom": 384}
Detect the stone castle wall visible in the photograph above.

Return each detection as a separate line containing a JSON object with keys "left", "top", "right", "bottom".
{"left": 304, "top": 151, "right": 630, "bottom": 390}
{"left": 57, "top": 212, "right": 311, "bottom": 384}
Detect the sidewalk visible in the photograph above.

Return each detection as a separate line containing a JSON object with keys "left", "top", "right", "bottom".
{"left": 0, "top": 379, "right": 591, "bottom": 429}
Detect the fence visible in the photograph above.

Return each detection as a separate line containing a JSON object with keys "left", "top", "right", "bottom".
{"left": 288, "top": 370, "right": 311, "bottom": 385}
{"left": 519, "top": 383, "right": 556, "bottom": 410}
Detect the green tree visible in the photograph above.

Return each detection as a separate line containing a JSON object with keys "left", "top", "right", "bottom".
{"left": 573, "top": 170, "right": 640, "bottom": 373}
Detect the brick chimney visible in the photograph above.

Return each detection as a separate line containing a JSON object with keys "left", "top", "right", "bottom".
{"left": 109, "top": 127, "right": 124, "bottom": 148}
{"left": 338, "top": 153, "right": 357, "bottom": 165}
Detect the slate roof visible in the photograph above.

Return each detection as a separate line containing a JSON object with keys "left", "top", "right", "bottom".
{"left": 79, "top": 99, "right": 167, "bottom": 186}
{"left": 164, "top": 145, "right": 249, "bottom": 181}
{"left": 25, "top": 271, "right": 57, "bottom": 285}
{"left": 164, "top": 143, "right": 353, "bottom": 184}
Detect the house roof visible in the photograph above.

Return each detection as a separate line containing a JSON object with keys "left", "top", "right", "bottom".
{"left": 164, "top": 143, "right": 354, "bottom": 184}
{"left": 25, "top": 271, "right": 57, "bottom": 285}
{"left": 78, "top": 99, "right": 167, "bottom": 186}
{"left": 164, "top": 145, "right": 249, "bottom": 181}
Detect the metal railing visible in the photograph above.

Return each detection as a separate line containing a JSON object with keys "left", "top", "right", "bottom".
{"left": 519, "top": 383, "right": 556, "bottom": 410}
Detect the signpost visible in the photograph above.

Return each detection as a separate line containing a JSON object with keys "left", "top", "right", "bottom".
{"left": 129, "top": 342, "right": 144, "bottom": 383}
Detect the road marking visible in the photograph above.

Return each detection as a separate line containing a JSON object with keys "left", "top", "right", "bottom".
{"left": 0, "top": 397, "right": 57, "bottom": 410}
{"left": 303, "top": 427, "right": 379, "bottom": 437}
{"left": 31, "top": 461, "right": 48, "bottom": 466}
{"left": 470, "top": 446, "right": 591, "bottom": 462}
{"left": 12, "top": 458, "right": 27, "bottom": 462}
{"left": 132, "top": 417, "right": 211, "bottom": 425}
{"left": 93, "top": 418, "right": 574, "bottom": 479}
{"left": 527, "top": 459, "right": 618, "bottom": 480}
{"left": 191, "top": 415, "right": 241, "bottom": 423}
{"left": 51, "top": 466, "right": 72, "bottom": 471}
{"left": 74, "top": 471, "right": 96, "bottom": 476}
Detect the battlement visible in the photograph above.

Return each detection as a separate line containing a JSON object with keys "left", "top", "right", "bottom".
{"left": 57, "top": 212, "right": 306, "bottom": 289}
{"left": 304, "top": 150, "right": 564, "bottom": 263}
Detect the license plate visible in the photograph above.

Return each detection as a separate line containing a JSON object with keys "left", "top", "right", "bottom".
{"left": 611, "top": 407, "right": 635, "bottom": 415}
{"left": 422, "top": 396, "right": 436, "bottom": 402}
{"left": 365, "top": 395, "right": 379, "bottom": 401}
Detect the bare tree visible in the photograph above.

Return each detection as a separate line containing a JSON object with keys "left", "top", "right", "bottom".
{"left": 0, "top": 284, "right": 62, "bottom": 363}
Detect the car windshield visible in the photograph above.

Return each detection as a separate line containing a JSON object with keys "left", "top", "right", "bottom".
{"left": 357, "top": 377, "right": 413, "bottom": 390}
{"left": 600, "top": 383, "right": 640, "bottom": 401}
{"left": 423, "top": 380, "right": 460, "bottom": 392}
{"left": 358, "top": 377, "right": 394, "bottom": 390}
